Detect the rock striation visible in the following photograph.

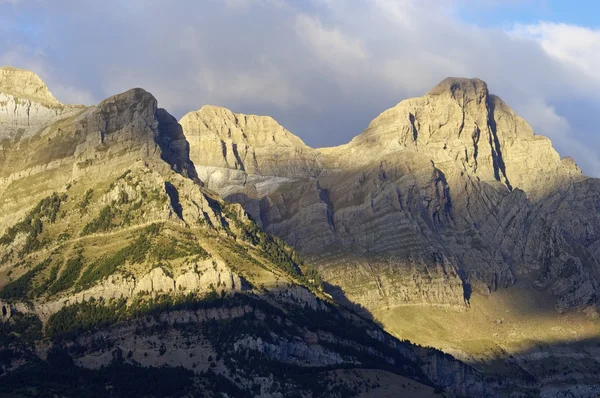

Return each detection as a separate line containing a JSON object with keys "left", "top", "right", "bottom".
{"left": 181, "top": 77, "right": 599, "bottom": 317}
{"left": 73, "top": 87, "right": 198, "bottom": 180}
{"left": 180, "top": 105, "right": 322, "bottom": 194}
{"left": 0, "top": 68, "right": 503, "bottom": 397}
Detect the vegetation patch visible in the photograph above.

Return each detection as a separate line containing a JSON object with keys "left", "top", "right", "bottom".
{"left": 0, "top": 348, "right": 194, "bottom": 398}
{"left": 34, "top": 264, "right": 60, "bottom": 297}
{"left": 149, "top": 236, "right": 209, "bottom": 262}
{"left": 0, "top": 259, "right": 52, "bottom": 301}
{"left": 0, "top": 313, "right": 43, "bottom": 348}
{"left": 77, "top": 224, "right": 162, "bottom": 290}
{"left": 76, "top": 189, "right": 94, "bottom": 212}
{"left": 82, "top": 205, "right": 118, "bottom": 235}
{"left": 0, "top": 193, "right": 66, "bottom": 255}
{"left": 223, "top": 203, "right": 322, "bottom": 289}
{"left": 46, "top": 298, "right": 129, "bottom": 341}
{"left": 46, "top": 291, "right": 259, "bottom": 342}
{"left": 48, "top": 253, "right": 85, "bottom": 295}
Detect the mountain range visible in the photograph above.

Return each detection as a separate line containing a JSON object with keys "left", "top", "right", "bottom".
{"left": 0, "top": 66, "right": 599, "bottom": 397}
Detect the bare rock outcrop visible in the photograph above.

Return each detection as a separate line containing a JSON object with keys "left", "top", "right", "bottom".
{"left": 72, "top": 88, "right": 197, "bottom": 181}
{"left": 181, "top": 77, "right": 600, "bottom": 315}
{"left": 0, "top": 66, "right": 59, "bottom": 104}
{"left": 335, "top": 77, "right": 583, "bottom": 199}
{"left": 180, "top": 105, "right": 322, "bottom": 190}
{"left": 0, "top": 66, "right": 84, "bottom": 139}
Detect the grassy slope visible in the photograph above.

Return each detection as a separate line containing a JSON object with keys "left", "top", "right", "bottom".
{"left": 373, "top": 277, "right": 600, "bottom": 385}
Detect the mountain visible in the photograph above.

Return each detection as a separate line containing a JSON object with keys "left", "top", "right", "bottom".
{"left": 0, "top": 66, "right": 84, "bottom": 141}
{"left": 182, "top": 78, "right": 600, "bottom": 395}
{"left": 179, "top": 105, "right": 323, "bottom": 194}
{"left": 0, "top": 68, "right": 502, "bottom": 397}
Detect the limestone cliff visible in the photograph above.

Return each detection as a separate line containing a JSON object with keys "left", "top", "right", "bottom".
{"left": 0, "top": 66, "right": 84, "bottom": 139}
{"left": 179, "top": 78, "right": 600, "bottom": 395}
{"left": 335, "top": 77, "right": 583, "bottom": 199}
{"left": 180, "top": 105, "right": 322, "bottom": 193}
{"left": 0, "top": 66, "right": 59, "bottom": 104}
{"left": 0, "top": 68, "right": 496, "bottom": 397}
{"left": 181, "top": 78, "right": 599, "bottom": 317}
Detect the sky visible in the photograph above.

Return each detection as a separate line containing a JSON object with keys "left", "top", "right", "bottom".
{"left": 1, "top": 0, "right": 600, "bottom": 176}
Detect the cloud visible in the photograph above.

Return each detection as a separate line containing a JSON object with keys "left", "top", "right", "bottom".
{"left": 1, "top": 0, "right": 600, "bottom": 175}
{"left": 519, "top": 98, "right": 600, "bottom": 172}
{"left": 194, "top": 61, "right": 305, "bottom": 108}
{"left": 295, "top": 14, "right": 367, "bottom": 69}
{"left": 512, "top": 22, "right": 600, "bottom": 84}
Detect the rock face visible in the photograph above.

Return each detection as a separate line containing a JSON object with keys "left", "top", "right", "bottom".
{"left": 0, "top": 66, "right": 83, "bottom": 139}
{"left": 0, "top": 85, "right": 199, "bottom": 234}
{"left": 337, "top": 77, "right": 582, "bottom": 199}
{"left": 0, "top": 68, "right": 502, "bottom": 397}
{"left": 181, "top": 77, "right": 599, "bottom": 317}
{"left": 0, "top": 66, "right": 59, "bottom": 104}
{"left": 180, "top": 105, "right": 322, "bottom": 194}
{"left": 73, "top": 88, "right": 198, "bottom": 180}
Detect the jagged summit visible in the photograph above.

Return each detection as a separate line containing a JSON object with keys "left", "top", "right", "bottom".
{"left": 184, "top": 104, "right": 310, "bottom": 148}
{"left": 426, "top": 77, "right": 489, "bottom": 100}
{"left": 180, "top": 105, "right": 322, "bottom": 182}
{"left": 89, "top": 88, "right": 158, "bottom": 138}
{"left": 73, "top": 87, "right": 198, "bottom": 181}
{"left": 181, "top": 77, "right": 583, "bottom": 201}
{"left": 334, "top": 77, "right": 584, "bottom": 198}
{"left": 0, "top": 65, "right": 59, "bottom": 104}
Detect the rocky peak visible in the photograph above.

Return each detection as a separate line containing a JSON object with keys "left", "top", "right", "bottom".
{"left": 0, "top": 66, "right": 59, "bottom": 105}
{"left": 182, "top": 105, "right": 309, "bottom": 149}
{"left": 0, "top": 66, "right": 85, "bottom": 140}
{"left": 74, "top": 88, "right": 198, "bottom": 180}
{"left": 88, "top": 88, "right": 157, "bottom": 139}
{"left": 339, "top": 77, "right": 583, "bottom": 199}
{"left": 181, "top": 105, "right": 322, "bottom": 183}
{"left": 426, "top": 77, "right": 489, "bottom": 103}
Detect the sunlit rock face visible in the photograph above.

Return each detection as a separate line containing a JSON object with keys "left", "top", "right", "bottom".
{"left": 179, "top": 105, "right": 323, "bottom": 196}
{"left": 182, "top": 77, "right": 599, "bottom": 317}
{"left": 0, "top": 66, "right": 84, "bottom": 139}
{"left": 0, "top": 68, "right": 498, "bottom": 398}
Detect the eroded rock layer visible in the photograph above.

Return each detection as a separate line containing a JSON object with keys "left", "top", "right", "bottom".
{"left": 182, "top": 78, "right": 598, "bottom": 317}
{"left": 0, "top": 69, "right": 500, "bottom": 397}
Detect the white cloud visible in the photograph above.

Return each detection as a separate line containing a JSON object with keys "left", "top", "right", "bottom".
{"left": 511, "top": 22, "right": 600, "bottom": 83}
{"left": 194, "top": 61, "right": 305, "bottom": 109}
{"left": 296, "top": 14, "right": 367, "bottom": 65}
{"left": 219, "top": 0, "right": 286, "bottom": 9}
{"left": 50, "top": 83, "right": 96, "bottom": 105}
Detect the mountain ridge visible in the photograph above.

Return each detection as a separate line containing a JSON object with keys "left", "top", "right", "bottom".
{"left": 179, "top": 75, "right": 600, "bottom": 395}
{"left": 0, "top": 68, "right": 506, "bottom": 397}
{"left": 2, "top": 67, "right": 600, "bottom": 396}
